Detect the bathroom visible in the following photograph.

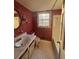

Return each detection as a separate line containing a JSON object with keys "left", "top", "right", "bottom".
{"left": 14, "top": 0, "right": 65, "bottom": 59}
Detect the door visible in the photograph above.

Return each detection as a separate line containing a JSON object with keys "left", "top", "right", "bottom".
{"left": 52, "top": 15, "right": 61, "bottom": 52}
{"left": 52, "top": 13, "right": 65, "bottom": 59}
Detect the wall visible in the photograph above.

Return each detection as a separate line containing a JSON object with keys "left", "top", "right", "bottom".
{"left": 33, "top": 12, "right": 52, "bottom": 41}
{"left": 33, "top": 9, "right": 61, "bottom": 41}
{"left": 14, "top": 1, "right": 61, "bottom": 40}
{"left": 52, "top": 9, "right": 61, "bottom": 15}
{"left": 14, "top": 1, "right": 34, "bottom": 37}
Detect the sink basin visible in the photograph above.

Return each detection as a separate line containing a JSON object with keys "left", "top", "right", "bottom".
{"left": 14, "top": 32, "right": 36, "bottom": 48}
{"left": 14, "top": 37, "right": 30, "bottom": 48}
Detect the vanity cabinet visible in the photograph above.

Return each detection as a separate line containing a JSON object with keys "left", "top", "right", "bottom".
{"left": 29, "top": 40, "right": 35, "bottom": 58}
{"left": 21, "top": 49, "right": 29, "bottom": 59}
{"left": 20, "top": 40, "right": 35, "bottom": 59}
{"left": 14, "top": 32, "right": 40, "bottom": 59}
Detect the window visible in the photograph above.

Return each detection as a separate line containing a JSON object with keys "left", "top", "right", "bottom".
{"left": 37, "top": 12, "right": 50, "bottom": 27}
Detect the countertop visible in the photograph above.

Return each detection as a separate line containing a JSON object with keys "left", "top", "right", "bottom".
{"left": 14, "top": 36, "right": 36, "bottom": 59}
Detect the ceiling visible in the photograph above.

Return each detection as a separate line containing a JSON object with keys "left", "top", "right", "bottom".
{"left": 16, "top": 0, "right": 63, "bottom": 12}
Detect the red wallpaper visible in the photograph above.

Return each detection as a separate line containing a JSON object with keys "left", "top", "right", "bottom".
{"left": 14, "top": 1, "right": 34, "bottom": 37}
{"left": 33, "top": 12, "right": 52, "bottom": 41}
{"left": 14, "top": 1, "right": 61, "bottom": 41}
{"left": 52, "top": 9, "right": 62, "bottom": 15}
{"left": 33, "top": 10, "right": 61, "bottom": 41}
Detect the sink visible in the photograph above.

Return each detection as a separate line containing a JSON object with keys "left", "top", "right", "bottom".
{"left": 14, "top": 32, "right": 36, "bottom": 48}
{"left": 14, "top": 37, "right": 30, "bottom": 48}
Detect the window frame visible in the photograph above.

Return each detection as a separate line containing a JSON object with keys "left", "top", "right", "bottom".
{"left": 37, "top": 11, "right": 52, "bottom": 28}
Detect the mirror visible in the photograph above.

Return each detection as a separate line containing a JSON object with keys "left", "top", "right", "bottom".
{"left": 14, "top": 10, "right": 21, "bottom": 29}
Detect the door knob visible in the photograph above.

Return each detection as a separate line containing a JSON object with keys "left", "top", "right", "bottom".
{"left": 57, "top": 41, "right": 60, "bottom": 44}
